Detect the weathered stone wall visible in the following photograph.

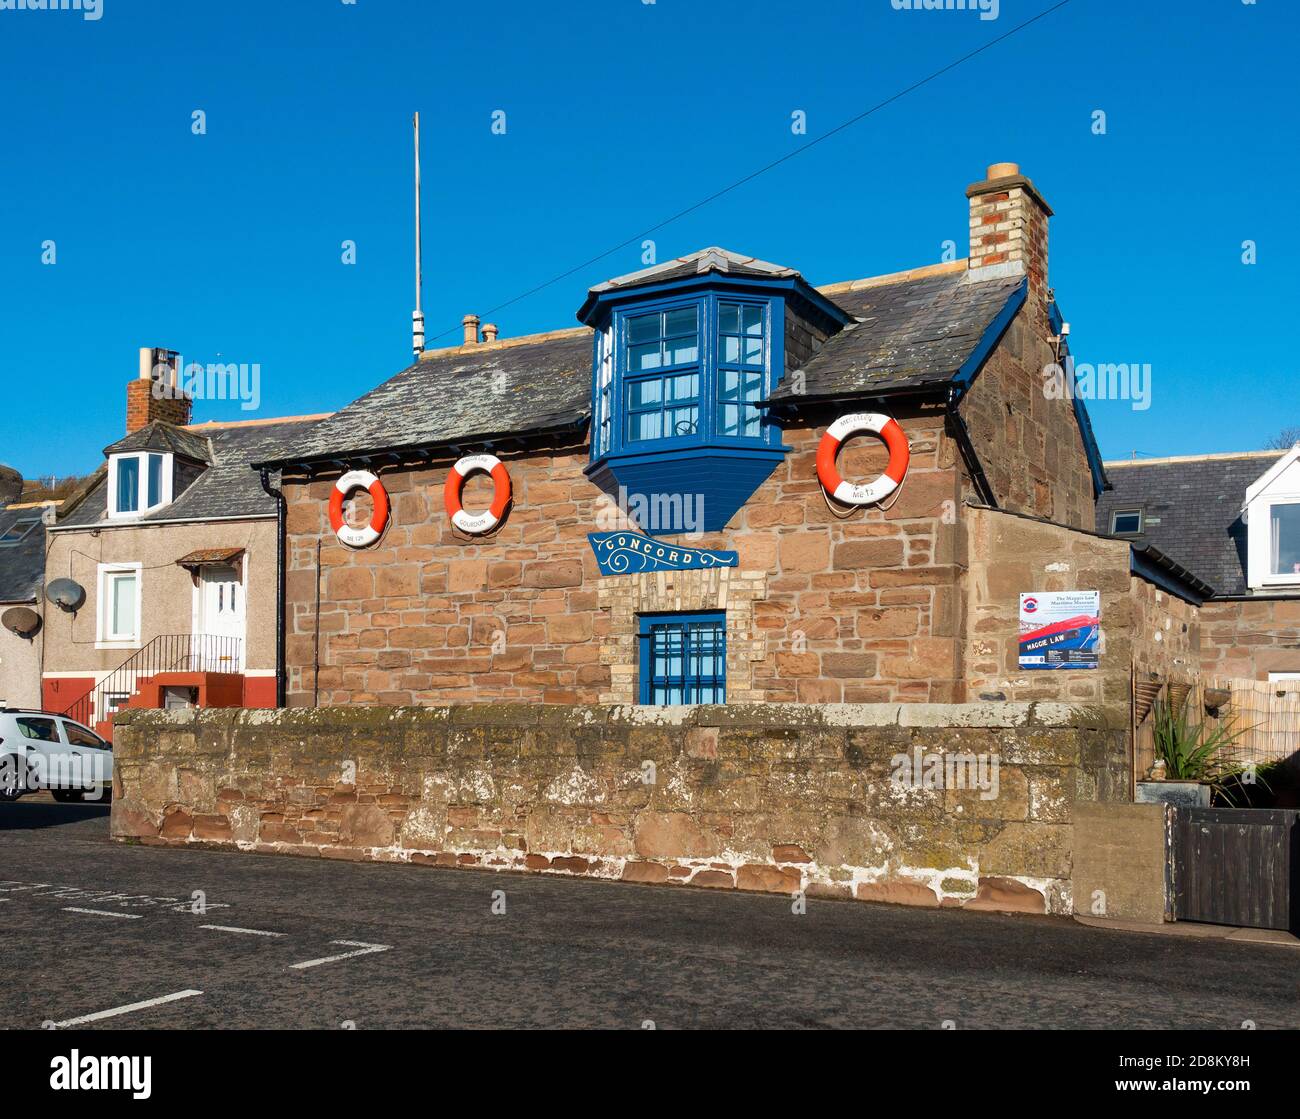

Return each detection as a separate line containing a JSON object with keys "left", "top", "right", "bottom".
{"left": 111, "top": 702, "right": 1129, "bottom": 916}
{"left": 1131, "top": 576, "right": 1202, "bottom": 684}
{"left": 1197, "top": 598, "right": 1300, "bottom": 681}
{"left": 281, "top": 399, "right": 969, "bottom": 708}
{"left": 961, "top": 506, "right": 1134, "bottom": 716}
{"left": 958, "top": 310, "right": 1096, "bottom": 532}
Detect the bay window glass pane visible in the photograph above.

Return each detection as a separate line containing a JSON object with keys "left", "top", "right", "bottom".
{"left": 629, "top": 342, "right": 661, "bottom": 372}
{"left": 1271, "top": 504, "right": 1300, "bottom": 576}
{"left": 629, "top": 411, "right": 661, "bottom": 441}
{"left": 742, "top": 306, "right": 763, "bottom": 334}
{"left": 115, "top": 457, "right": 139, "bottom": 513}
{"left": 666, "top": 335, "right": 698, "bottom": 365}
{"left": 669, "top": 373, "right": 698, "bottom": 402}
{"left": 667, "top": 406, "right": 698, "bottom": 436}
{"left": 722, "top": 336, "right": 740, "bottom": 364}
{"left": 743, "top": 336, "right": 763, "bottom": 365}
{"left": 147, "top": 454, "right": 163, "bottom": 507}
{"left": 628, "top": 313, "right": 659, "bottom": 344}
{"left": 110, "top": 574, "right": 137, "bottom": 637}
{"left": 630, "top": 380, "right": 662, "bottom": 408}
{"left": 719, "top": 304, "right": 740, "bottom": 334}
{"left": 664, "top": 307, "right": 696, "bottom": 337}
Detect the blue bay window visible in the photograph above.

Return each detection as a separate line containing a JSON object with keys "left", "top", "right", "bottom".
{"left": 581, "top": 257, "right": 849, "bottom": 534}
{"left": 638, "top": 612, "right": 727, "bottom": 705}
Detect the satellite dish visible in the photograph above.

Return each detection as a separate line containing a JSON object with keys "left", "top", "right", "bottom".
{"left": 0, "top": 465, "right": 21, "bottom": 506}
{"left": 1, "top": 606, "right": 41, "bottom": 638}
{"left": 46, "top": 578, "right": 86, "bottom": 613}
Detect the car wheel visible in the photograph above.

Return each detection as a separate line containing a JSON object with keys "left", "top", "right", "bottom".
{"left": 51, "top": 790, "right": 86, "bottom": 803}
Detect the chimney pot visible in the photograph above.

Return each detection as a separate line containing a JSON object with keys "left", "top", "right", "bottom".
{"left": 481, "top": 323, "right": 499, "bottom": 343}
{"left": 462, "top": 314, "right": 480, "bottom": 346}
{"left": 986, "top": 161, "right": 1020, "bottom": 180}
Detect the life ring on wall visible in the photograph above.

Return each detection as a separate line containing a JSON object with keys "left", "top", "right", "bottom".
{"left": 444, "top": 454, "right": 512, "bottom": 535}
{"left": 816, "top": 412, "right": 910, "bottom": 506}
{"left": 329, "top": 470, "right": 391, "bottom": 548}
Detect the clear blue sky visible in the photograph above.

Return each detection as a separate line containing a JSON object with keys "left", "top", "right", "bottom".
{"left": 1, "top": 0, "right": 1295, "bottom": 481}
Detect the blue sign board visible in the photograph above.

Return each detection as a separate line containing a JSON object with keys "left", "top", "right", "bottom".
{"left": 588, "top": 532, "right": 738, "bottom": 575}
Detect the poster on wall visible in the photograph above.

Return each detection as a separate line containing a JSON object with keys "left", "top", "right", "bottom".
{"left": 1018, "top": 591, "right": 1100, "bottom": 670}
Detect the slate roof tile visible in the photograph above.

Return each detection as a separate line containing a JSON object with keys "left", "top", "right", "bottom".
{"left": 1095, "top": 453, "right": 1285, "bottom": 596}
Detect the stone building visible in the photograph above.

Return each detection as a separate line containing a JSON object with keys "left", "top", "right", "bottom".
{"left": 1097, "top": 447, "right": 1300, "bottom": 684}
{"left": 39, "top": 349, "right": 326, "bottom": 738}
{"left": 255, "top": 162, "right": 1148, "bottom": 712}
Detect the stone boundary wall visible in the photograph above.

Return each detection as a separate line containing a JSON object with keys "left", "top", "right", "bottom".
{"left": 111, "top": 702, "right": 1128, "bottom": 916}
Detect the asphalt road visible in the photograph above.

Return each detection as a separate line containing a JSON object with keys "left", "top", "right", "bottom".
{"left": 2, "top": 794, "right": 1298, "bottom": 1030}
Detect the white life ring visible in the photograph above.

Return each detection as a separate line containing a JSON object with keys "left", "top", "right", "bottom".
{"left": 816, "top": 412, "right": 910, "bottom": 505}
{"left": 329, "top": 470, "right": 390, "bottom": 548}
{"left": 444, "top": 454, "right": 512, "bottom": 535}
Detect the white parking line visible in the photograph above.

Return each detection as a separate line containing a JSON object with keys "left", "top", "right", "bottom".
{"left": 200, "top": 924, "right": 285, "bottom": 938}
{"left": 63, "top": 907, "right": 143, "bottom": 919}
{"left": 290, "top": 940, "right": 391, "bottom": 970}
{"left": 49, "top": 989, "right": 204, "bottom": 1028}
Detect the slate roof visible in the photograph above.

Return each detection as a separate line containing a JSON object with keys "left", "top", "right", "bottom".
{"left": 767, "top": 269, "right": 1026, "bottom": 402}
{"left": 260, "top": 332, "right": 594, "bottom": 465}
{"left": 58, "top": 417, "right": 327, "bottom": 529}
{"left": 1096, "top": 452, "right": 1286, "bottom": 597}
{"left": 0, "top": 504, "right": 48, "bottom": 603}
{"left": 586, "top": 247, "right": 799, "bottom": 298}
{"left": 261, "top": 257, "right": 1032, "bottom": 466}
{"left": 105, "top": 422, "right": 213, "bottom": 462}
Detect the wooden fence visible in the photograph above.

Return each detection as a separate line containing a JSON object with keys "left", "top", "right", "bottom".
{"left": 1132, "top": 674, "right": 1300, "bottom": 790}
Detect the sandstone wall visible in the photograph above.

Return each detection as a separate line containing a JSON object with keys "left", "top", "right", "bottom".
{"left": 962, "top": 506, "right": 1134, "bottom": 716}
{"left": 281, "top": 401, "right": 969, "bottom": 708}
{"left": 111, "top": 702, "right": 1129, "bottom": 917}
{"left": 1197, "top": 598, "right": 1300, "bottom": 681}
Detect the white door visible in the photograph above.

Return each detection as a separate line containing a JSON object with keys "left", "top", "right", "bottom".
{"left": 199, "top": 564, "right": 245, "bottom": 670}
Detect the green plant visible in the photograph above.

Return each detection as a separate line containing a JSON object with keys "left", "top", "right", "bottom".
{"left": 1151, "top": 698, "right": 1258, "bottom": 804}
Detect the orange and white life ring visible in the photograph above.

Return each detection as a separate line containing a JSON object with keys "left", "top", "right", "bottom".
{"left": 816, "top": 412, "right": 910, "bottom": 506}
{"left": 444, "top": 454, "right": 511, "bottom": 535}
{"left": 329, "top": 470, "right": 391, "bottom": 548}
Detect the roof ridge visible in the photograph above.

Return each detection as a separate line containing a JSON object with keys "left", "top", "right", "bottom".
{"left": 184, "top": 412, "right": 333, "bottom": 431}
{"left": 817, "top": 259, "right": 969, "bottom": 295}
{"left": 417, "top": 326, "right": 589, "bottom": 362}
{"left": 1105, "top": 450, "right": 1285, "bottom": 467}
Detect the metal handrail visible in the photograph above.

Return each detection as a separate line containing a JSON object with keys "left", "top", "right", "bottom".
{"left": 61, "top": 633, "right": 242, "bottom": 728}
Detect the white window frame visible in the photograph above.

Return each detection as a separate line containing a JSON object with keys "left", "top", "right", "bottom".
{"left": 1110, "top": 508, "right": 1143, "bottom": 535}
{"left": 96, "top": 562, "right": 143, "bottom": 649}
{"left": 1244, "top": 446, "right": 1300, "bottom": 590}
{"left": 107, "top": 452, "right": 173, "bottom": 519}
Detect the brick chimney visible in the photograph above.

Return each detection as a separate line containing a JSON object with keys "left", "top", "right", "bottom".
{"left": 126, "top": 347, "right": 191, "bottom": 434}
{"left": 966, "top": 162, "right": 1052, "bottom": 318}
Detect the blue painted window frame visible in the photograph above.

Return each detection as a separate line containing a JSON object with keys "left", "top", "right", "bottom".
{"left": 590, "top": 290, "right": 782, "bottom": 463}
{"left": 638, "top": 611, "right": 727, "bottom": 706}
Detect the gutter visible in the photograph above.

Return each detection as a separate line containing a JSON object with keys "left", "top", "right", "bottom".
{"left": 945, "top": 385, "right": 997, "bottom": 508}
{"left": 257, "top": 468, "right": 287, "bottom": 708}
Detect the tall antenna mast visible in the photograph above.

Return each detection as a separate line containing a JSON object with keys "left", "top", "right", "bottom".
{"left": 412, "top": 111, "right": 425, "bottom": 359}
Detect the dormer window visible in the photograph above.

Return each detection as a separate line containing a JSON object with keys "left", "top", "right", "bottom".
{"left": 580, "top": 248, "right": 848, "bottom": 534}
{"left": 109, "top": 452, "right": 173, "bottom": 518}
{"left": 1244, "top": 444, "right": 1300, "bottom": 589}
{"left": 1267, "top": 502, "right": 1300, "bottom": 580}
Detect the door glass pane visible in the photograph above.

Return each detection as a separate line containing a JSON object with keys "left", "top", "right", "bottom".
{"left": 115, "top": 457, "right": 139, "bottom": 513}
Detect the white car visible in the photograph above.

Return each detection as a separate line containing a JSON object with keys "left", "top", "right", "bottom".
{"left": 0, "top": 708, "right": 113, "bottom": 803}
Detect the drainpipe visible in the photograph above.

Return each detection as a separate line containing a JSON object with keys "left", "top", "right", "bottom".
{"left": 946, "top": 385, "right": 997, "bottom": 508}
{"left": 258, "top": 468, "right": 287, "bottom": 708}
